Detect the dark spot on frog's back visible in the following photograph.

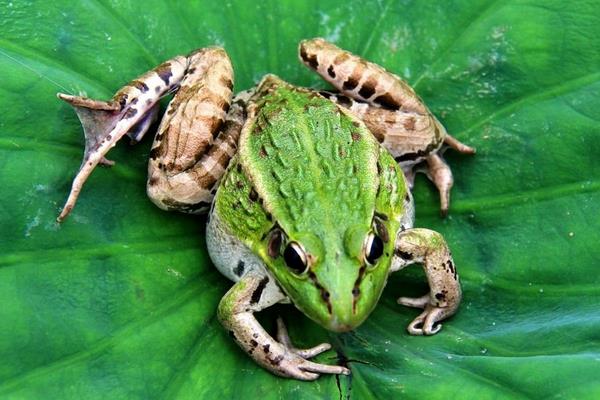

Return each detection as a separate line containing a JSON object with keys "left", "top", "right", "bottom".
{"left": 249, "top": 188, "right": 259, "bottom": 202}
{"left": 259, "top": 146, "right": 267, "bottom": 158}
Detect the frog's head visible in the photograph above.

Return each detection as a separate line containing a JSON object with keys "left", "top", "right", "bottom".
{"left": 260, "top": 212, "right": 400, "bottom": 332}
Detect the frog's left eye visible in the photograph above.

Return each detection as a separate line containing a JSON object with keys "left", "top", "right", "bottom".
{"left": 364, "top": 232, "right": 384, "bottom": 265}
{"left": 283, "top": 242, "right": 308, "bottom": 274}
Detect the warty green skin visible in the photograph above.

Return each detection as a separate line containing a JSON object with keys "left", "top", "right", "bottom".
{"left": 213, "top": 76, "right": 408, "bottom": 332}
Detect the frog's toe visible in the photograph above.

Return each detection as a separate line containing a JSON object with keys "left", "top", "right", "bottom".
{"left": 274, "top": 317, "right": 348, "bottom": 378}
{"left": 276, "top": 317, "right": 332, "bottom": 358}
{"left": 407, "top": 306, "right": 449, "bottom": 336}
{"left": 278, "top": 356, "right": 349, "bottom": 380}
{"left": 397, "top": 293, "right": 429, "bottom": 308}
{"left": 298, "top": 359, "right": 351, "bottom": 376}
{"left": 294, "top": 343, "right": 332, "bottom": 359}
{"left": 445, "top": 134, "right": 476, "bottom": 155}
{"left": 425, "top": 154, "right": 453, "bottom": 217}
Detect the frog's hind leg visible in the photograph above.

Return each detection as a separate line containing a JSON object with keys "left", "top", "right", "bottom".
{"left": 299, "top": 38, "right": 475, "bottom": 215}
{"left": 146, "top": 82, "right": 249, "bottom": 214}
{"left": 57, "top": 48, "right": 241, "bottom": 221}
{"left": 146, "top": 49, "right": 259, "bottom": 214}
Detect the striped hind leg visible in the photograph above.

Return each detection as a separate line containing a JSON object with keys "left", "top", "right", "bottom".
{"left": 57, "top": 47, "right": 242, "bottom": 221}
{"left": 299, "top": 38, "right": 474, "bottom": 215}
{"left": 147, "top": 88, "right": 249, "bottom": 213}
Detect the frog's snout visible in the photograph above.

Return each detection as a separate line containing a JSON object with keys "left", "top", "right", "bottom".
{"left": 320, "top": 291, "right": 367, "bottom": 333}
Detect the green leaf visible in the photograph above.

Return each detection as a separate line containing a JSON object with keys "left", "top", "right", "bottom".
{"left": 1, "top": 0, "right": 599, "bottom": 398}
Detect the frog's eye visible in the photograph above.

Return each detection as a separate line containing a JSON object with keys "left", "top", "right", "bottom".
{"left": 364, "top": 232, "right": 384, "bottom": 265}
{"left": 283, "top": 242, "right": 308, "bottom": 274}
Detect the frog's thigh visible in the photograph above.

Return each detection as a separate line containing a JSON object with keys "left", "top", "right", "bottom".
{"left": 299, "top": 38, "right": 426, "bottom": 113}
{"left": 391, "top": 228, "right": 461, "bottom": 335}
{"left": 147, "top": 50, "right": 246, "bottom": 213}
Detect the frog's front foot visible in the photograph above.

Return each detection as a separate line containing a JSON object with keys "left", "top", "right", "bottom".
{"left": 218, "top": 272, "right": 350, "bottom": 380}
{"left": 269, "top": 317, "right": 350, "bottom": 380}
{"left": 397, "top": 294, "right": 458, "bottom": 335}
{"left": 392, "top": 228, "right": 462, "bottom": 336}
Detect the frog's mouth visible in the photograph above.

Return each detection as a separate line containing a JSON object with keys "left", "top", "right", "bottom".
{"left": 326, "top": 318, "right": 359, "bottom": 333}
{"left": 296, "top": 287, "right": 377, "bottom": 333}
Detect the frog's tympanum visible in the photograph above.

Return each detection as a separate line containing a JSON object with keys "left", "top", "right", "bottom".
{"left": 57, "top": 39, "right": 474, "bottom": 380}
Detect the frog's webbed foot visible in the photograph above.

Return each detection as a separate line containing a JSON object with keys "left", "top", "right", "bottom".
{"left": 56, "top": 55, "right": 189, "bottom": 222}
{"left": 218, "top": 273, "right": 350, "bottom": 380}
{"left": 391, "top": 228, "right": 462, "bottom": 336}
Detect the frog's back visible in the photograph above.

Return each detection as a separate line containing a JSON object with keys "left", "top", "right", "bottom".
{"left": 237, "top": 75, "right": 379, "bottom": 242}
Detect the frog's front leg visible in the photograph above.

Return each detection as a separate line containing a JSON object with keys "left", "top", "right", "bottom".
{"left": 218, "top": 271, "right": 350, "bottom": 380}
{"left": 299, "top": 38, "right": 475, "bottom": 215}
{"left": 57, "top": 47, "right": 239, "bottom": 221}
{"left": 391, "top": 228, "right": 461, "bottom": 335}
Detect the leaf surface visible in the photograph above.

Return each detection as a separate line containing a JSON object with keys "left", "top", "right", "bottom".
{"left": 1, "top": 1, "right": 599, "bottom": 398}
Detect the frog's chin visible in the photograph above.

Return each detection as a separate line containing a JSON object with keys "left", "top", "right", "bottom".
{"left": 320, "top": 315, "right": 367, "bottom": 333}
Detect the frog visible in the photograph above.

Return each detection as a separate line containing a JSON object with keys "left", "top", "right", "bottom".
{"left": 56, "top": 38, "right": 474, "bottom": 380}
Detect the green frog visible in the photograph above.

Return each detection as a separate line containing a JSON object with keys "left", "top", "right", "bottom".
{"left": 57, "top": 38, "right": 473, "bottom": 380}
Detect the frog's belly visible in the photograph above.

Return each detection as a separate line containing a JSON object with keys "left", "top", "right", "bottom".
{"left": 206, "top": 208, "right": 269, "bottom": 282}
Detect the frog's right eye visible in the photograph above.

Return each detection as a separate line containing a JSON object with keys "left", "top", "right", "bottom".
{"left": 364, "top": 232, "right": 384, "bottom": 265}
{"left": 283, "top": 242, "right": 308, "bottom": 274}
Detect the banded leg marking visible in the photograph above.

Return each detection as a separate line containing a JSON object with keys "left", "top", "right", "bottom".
{"left": 300, "top": 38, "right": 426, "bottom": 113}
{"left": 147, "top": 91, "right": 248, "bottom": 213}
